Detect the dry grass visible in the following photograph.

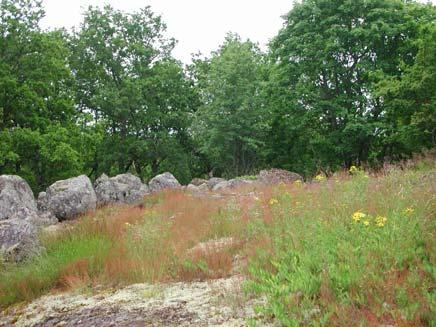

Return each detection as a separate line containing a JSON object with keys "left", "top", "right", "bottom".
{"left": 0, "top": 156, "right": 435, "bottom": 327}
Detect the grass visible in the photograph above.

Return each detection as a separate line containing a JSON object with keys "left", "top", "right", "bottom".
{"left": 0, "top": 156, "right": 435, "bottom": 326}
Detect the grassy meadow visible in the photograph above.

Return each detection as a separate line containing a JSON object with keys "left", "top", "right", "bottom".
{"left": 0, "top": 158, "right": 435, "bottom": 326}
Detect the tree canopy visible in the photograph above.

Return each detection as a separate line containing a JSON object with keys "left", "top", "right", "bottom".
{"left": 0, "top": 0, "right": 434, "bottom": 192}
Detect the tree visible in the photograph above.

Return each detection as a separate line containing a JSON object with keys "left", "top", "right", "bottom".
{"left": 191, "top": 33, "right": 268, "bottom": 177}
{"left": 372, "top": 11, "right": 436, "bottom": 158}
{"left": 70, "top": 5, "right": 198, "bottom": 183}
{"left": 267, "top": 0, "right": 433, "bottom": 175}
{"left": 0, "top": 0, "right": 87, "bottom": 192}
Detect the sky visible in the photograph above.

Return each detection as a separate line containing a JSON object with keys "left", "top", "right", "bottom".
{"left": 40, "top": 0, "right": 293, "bottom": 64}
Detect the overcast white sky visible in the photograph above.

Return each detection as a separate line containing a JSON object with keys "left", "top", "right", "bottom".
{"left": 40, "top": 0, "right": 293, "bottom": 63}
{"left": 40, "top": 0, "right": 435, "bottom": 64}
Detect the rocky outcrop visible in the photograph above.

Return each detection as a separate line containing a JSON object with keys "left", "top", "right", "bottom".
{"left": 258, "top": 168, "right": 303, "bottom": 185}
{"left": 148, "top": 172, "right": 181, "bottom": 193}
{"left": 206, "top": 178, "right": 226, "bottom": 190}
{"left": 44, "top": 175, "right": 97, "bottom": 220}
{"left": 94, "top": 173, "right": 149, "bottom": 206}
{"left": 212, "top": 179, "right": 254, "bottom": 191}
{"left": 0, "top": 276, "right": 272, "bottom": 327}
{"left": 0, "top": 218, "right": 39, "bottom": 262}
{"left": 0, "top": 175, "right": 37, "bottom": 220}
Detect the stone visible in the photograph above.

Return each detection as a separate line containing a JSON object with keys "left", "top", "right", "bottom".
{"left": 0, "top": 218, "right": 39, "bottom": 262}
{"left": 37, "top": 191, "right": 48, "bottom": 212}
{"left": 0, "top": 175, "right": 37, "bottom": 220}
{"left": 190, "top": 178, "right": 208, "bottom": 186}
{"left": 10, "top": 207, "right": 58, "bottom": 228}
{"left": 186, "top": 184, "right": 200, "bottom": 192}
{"left": 148, "top": 172, "right": 181, "bottom": 193}
{"left": 197, "top": 183, "right": 210, "bottom": 192}
{"left": 258, "top": 168, "right": 303, "bottom": 185}
{"left": 212, "top": 179, "right": 254, "bottom": 191}
{"left": 206, "top": 178, "right": 226, "bottom": 190}
{"left": 94, "top": 173, "right": 149, "bottom": 206}
{"left": 45, "top": 175, "right": 97, "bottom": 220}
{"left": 187, "top": 237, "right": 238, "bottom": 257}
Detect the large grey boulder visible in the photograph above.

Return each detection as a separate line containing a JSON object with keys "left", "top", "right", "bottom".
{"left": 45, "top": 175, "right": 96, "bottom": 220}
{"left": 10, "top": 207, "right": 58, "bottom": 228}
{"left": 206, "top": 178, "right": 226, "bottom": 190}
{"left": 148, "top": 172, "right": 181, "bottom": 193}
{"left": 0, "top": 175, "right": 37, "bottom": 220}
{"left": 94, "top": 173, "right": 149, "bottom": 206}
{"left": 258, "top": 168, "right": 303, "bottom": 185}
{"left": 0, "top": 218, "right": 39, "bottom": 262}
{"left": 37, "top": 191, "right": 48, "bottom": 212}
{"left": 212, "top": 179, "right": 254, "bottom": 192}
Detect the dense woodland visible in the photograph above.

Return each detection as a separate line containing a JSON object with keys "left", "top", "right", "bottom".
{"left": 0, "top": 0, "right": 435, "bottom": 192}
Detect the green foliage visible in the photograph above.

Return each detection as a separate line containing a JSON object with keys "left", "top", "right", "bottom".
{"left": 70, "top": 5, "right": 198, "bottom": 182}
{"left": 0, "top": 233, "right": 111, "bottom": 306}
{"left": 191, "top": 33, "right": 268, "bottom": 177}
{"left": 373, "top": 13, "right": 436, "bottom": 158}
{"left": 0, "top": 0, "right": 435, "bottom": 190}
{"left": 266, "top": 0, "right": 435, "bottom": 177}
{"left": 246, "top": 163, "right": 435, "bottom": 326}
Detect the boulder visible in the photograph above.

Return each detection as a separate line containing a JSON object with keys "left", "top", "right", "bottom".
{"left": 258, "top": 168, "right": 303, "bottom": 185}
{"left": 148, "top": 172, "right": 181, "bottom": 193}
{"left": 94, "top": 173, "right": 149, "bottom": 206}
{"left": 197, "top": 183, "right": 210, "bottom": 192}
{"left": 186, "top": 184, "right": 200, "bottom": 192}
{"left": 190, "top": 178, "right": 208, "bottom": 186}
{"left": 0, "top": 218, "right": 39, "bottom": 262}
{"left": 0, "top": 175, "right": 37, "bottom": 220}
{"left": 37, "top": 191, "right": 48, "bottom": 212}
{"left": 10, "top": 207, "right": 58, "bottom": 228}
{"left": 206, "top": 177, "right": 226, "bottom": 190}
{"left": 45, "top": 175, "right": 96, "bottom": 220}
{"left": 212, "top": 179, "right": 253, "bottom": 191}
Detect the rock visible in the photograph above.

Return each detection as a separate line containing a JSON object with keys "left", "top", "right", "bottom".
{"left": 190, "top": 178, "right": 208, "bottom": 186}
{"left": 187, "top": 237, "right": 238, "bottom": 257}
{"left": 197, "top": 183, "right": 210, "bottom": 192}
{"left": 212, "top": 179, "right": 254, "bottom": 191}
{"left": 148, "top": 172, "right": 181, "bottom": 193}
{"left": 0, "top": 218, "right": 39, "bottom": 262}
{"left": 45, "top": 175, "right": 97, "bottom": 220}
{"left": 206, "top": 178, "right": 226, "bottom": 190}
{"left": 186, "top": 184, "right": 200, "bottom": 192}
{"left": 258, "top": 168, "right": 303, "bottom": 185}
{"left": 0, "top": 175, "right": 37, "bottom": 220}
{"left": 94, "top": 173, "right": 149, "bottom": 206}
{"left": 10, "top": 207, "right": 58, "bottom": 228}
{"left": 37, "top": 191, "right": 48, "bottom": 212}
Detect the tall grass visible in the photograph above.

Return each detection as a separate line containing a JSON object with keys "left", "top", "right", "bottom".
{"left": 245, "top": 162, "right": 435, "bottom": 326}
{"left": 0, "top": 158, "right": 434, "bottom": 327}
{"left": 0, "top": 192, "right": 246, "bottom": 307}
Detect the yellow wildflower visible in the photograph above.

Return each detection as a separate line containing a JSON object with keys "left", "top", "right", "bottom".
{"left": 404, "top": 207, "right": 414, "bottom": 215}
{"left": 375, "top": 215, "right": 387, "bottom": 227}
{"left": 352, "top": 211, "right": 366, "bottom": 222}
{"left": 315, "top": 174, "right": 326, "bottom": 182}
{"left": 363, "top": 220, "right": 370, "bottom": 226}
{"left": 294, "top": 180, "right": 303, "bottom": 187}
{"left": 349, "top": 165, "right": 359, "bottom": 175}
{"left": 269, "top": 198, "right": 279, "bottom": 205}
